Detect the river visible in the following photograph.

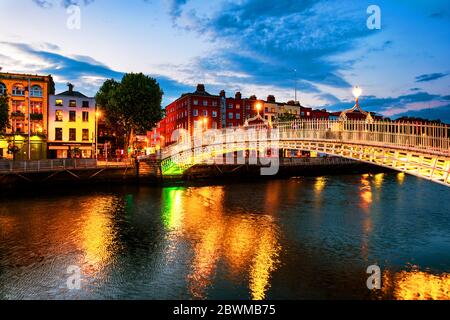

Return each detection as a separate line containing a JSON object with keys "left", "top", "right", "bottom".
{"left": 0, "top": 173, "right": 449, "bottom": 300}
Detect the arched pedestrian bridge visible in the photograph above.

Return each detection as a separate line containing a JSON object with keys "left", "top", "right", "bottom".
{"left": 158, "top": 120, "right": 450, "bottom": 186}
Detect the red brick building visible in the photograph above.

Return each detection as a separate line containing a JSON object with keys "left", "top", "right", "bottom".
{"left": 158, "top": 84, "right": 222, "bottom": 145}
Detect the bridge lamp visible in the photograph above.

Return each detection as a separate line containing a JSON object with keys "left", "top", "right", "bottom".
{"left": 256, "top": 103, "right": 262, "bottom": 115}
{"left": 352, "top": 86, "right": 362, "bottom": 106}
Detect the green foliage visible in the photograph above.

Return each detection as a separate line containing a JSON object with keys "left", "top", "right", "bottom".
{"left": 96, "top": 73, "right": 164, "bottom": 150}
{"left": 0, "top": 94, "right": 9, "bottom": 133}
{"left": 276, "top": 113, "right": 298, "bottom": 122}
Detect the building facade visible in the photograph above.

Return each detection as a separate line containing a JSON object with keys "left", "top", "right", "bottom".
{"left": 47, "top": 84, "right": 96, "bottom": 159}
{"left": 0, "top": 72, "right": 54, "bottom": 160}
{"left": 162, "top": 84, "right": 222, "bottom": 145}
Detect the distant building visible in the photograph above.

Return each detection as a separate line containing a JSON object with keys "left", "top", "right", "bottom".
{"left": 48, "top": 84, "right": 96, "bottom": 159}
{"left": 161, "top": 84, "right": 222, "bottom": 145}
{"left": 0, "top": 72, "right": 54, "bottom": 160}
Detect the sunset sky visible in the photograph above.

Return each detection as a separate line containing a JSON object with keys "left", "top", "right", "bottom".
{"left": 0, "top": 0, "right": 449, "bottom": 121}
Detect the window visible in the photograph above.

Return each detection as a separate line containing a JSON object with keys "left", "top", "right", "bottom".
{"left": 203, "top": 110, "right": 208, "bottom": 117}
{"left": 69, "top": 128, "right": 76, "bottom": 141}
{"left": 82, "top": 101, "right": 90, "bottom": 108}
{"left": 301, "top": 111, "right": 305, "bottom": 116}
{"left": 236, "top": 104, "right": 241, "bottom": 109}
{"left": 193, "top": 109, "right": 198, "bottom": 116}
{"left": 193, "top": 100, "right": 198, "bottom": 105}
{"left": 0, "top": 83, "right": 6, "bottom": 95}
{"left": 307, "top": 112, "right": 311, "bottom": 116}
{"left": 69, "top": 111, "right": 76, "bottom": 122}
{"left": 212, "top": 101, "right": 218, "bottom": 107}
{"left": 193, "top": 120, "right": 199, "bottom": 129}
{"left": 69, "top": 100, "right": 77, "bottom": 108}
{"left": 236, "top": 113, "right": 241, "bottom": 120}
{"left": 82, "top": 129, "right": 89, "bottom": 141}
{"left": 55, "top": 110, "right": 63, "bottom": 122}
{"left": 55, "top": 128, "right": 63, "bottom": 141}
{"left": 246, "top": 105, "right": 250, "bottom": 110}
{"left": 228, "top": 112, "right": 233, "bottom": 119}
{"left": 12, "top": 84, "right": 25, "bottom": 96}
{"left": 55, "top": 99, "right": 63, "bottom": 107}
{"left": 228, "top": 104, "right": 233, "bottom": 109}
{"left": 203, "top": 100, "right": 208, "bottom": 106}
{"left": 30, "top": 85, "right": 42, "bottom": 97}
{"left": 212, "top": 111, "right": 217, "bottom": 118}
{"left": 82, "top": 111, "right": 89, "bottom": 122}
{"left": 12, "top": 100, "right": 25, "bottom": 113}
{"left": 30, "top": 101, "right": 42, "bottom": 114}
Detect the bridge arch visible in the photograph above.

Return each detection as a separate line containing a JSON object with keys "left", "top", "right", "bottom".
{"left": 159, "top": 120, "right": 450, "bottom": 186}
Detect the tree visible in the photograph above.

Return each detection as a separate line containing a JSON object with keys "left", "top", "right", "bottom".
{"left": 0, "top": 94, "right": 9, "bottom": 134}
{"left": 96, "top": 73, "right": 164, "bottom": 155}
{"left": 276, "top": 113, "right": 298, "bottom": 122}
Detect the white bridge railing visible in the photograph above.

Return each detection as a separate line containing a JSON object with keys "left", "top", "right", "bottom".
{"left": 161, "top": 119, "right": 450, "bottom": 160}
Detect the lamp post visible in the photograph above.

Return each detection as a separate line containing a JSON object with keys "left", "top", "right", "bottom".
{"left": 256, "top": 103, "right": 262, "bottom": 116}
{"left": 352, "top": 86, "right": 362, "bottom": 107}
{"left": 27, "top": 78, "right": 31, "bottom": 160}
{"left": 95, "top": 110, "right": 101, "bottom": 160}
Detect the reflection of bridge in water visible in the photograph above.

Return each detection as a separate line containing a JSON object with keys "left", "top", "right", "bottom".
{"left": 159, "top": 120, "right": 450, "bottom": 186}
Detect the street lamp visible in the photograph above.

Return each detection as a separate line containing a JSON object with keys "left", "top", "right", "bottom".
{"left": 256, "top": 103, "right": 262, "bottom": 116}
{"left": 95, "top": 110, "right": 101, "bottom": 160}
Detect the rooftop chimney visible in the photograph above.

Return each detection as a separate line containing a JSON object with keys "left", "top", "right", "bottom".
{"left": 235, "top": 92, "right": 242, "bottom": 100}
{"left": 196, "top": 84, "right": 205, "bottom": 93}
{"left": 267, "top": 95, "right": 276, "bottom": 103}
{"left": 67, "top": 82, "right": 74, "bottom": 93}
{"left": 220, "top": 90, "right": 226, "bottom": 98}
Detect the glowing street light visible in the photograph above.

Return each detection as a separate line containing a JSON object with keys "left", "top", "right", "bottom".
{"left": 352, "top": 86, "right": 362, "bottom": 107}
{"left": 95, "top": 109, "right": 102, "bottom": 160}
{"left": 256, "top": 103, "right": 262, "bottom": 115}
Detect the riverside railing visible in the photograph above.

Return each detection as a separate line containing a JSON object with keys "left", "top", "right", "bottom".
{"left": 0, "top": 159, "right": 133, "bottom": 174}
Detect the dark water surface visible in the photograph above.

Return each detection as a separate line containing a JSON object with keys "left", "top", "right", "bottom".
{"left": 1, "top": 173, "right": 449, "bottom": 300}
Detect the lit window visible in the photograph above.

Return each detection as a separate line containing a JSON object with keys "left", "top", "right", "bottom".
{"left": 193, "top": 100, "right": 198, "bottom": 105}
{"left": 30, "top": 85, "right": 42, "bottom": 97}
{"left": 12, "top": 84, "right": 25, "bottom": 96}
{"left": 55, "top": 99, "right": 63, "bottom": 107}
{"left": 31, "top": 101, "right": 42, "bottom": 114}
{"left": 55, "top": 110, "right": 63, "bottom": 122}
{"left": 69, "top": 100, "right": 77, "bottom": 107}
{"left": 236, "top": 104, "right": 241, "bottom": 109}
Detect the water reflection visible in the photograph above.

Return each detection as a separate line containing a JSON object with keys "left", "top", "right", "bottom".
{"left": 1, "top": 173, "right": 449, "bottom": 300}
{"left": 161, "top": 185, "right": 281, "bottom": 300}
{"left": 381, "top": 267, "right": 450, "bottom": 300}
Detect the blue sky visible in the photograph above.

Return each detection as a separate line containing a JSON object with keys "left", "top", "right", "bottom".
{"left": 0, "top": 0, "right": 449, "bottom": 121}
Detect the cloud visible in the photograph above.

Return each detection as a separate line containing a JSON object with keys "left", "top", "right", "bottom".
{"left": 415, "top": 72, "right": 449, "bottom": 82}
{"left": 0, "top": 41, "right": 190, "bottom": 104}
{"left": 323, "top": 91, "right": 450, "bottom": 120}
{"left": 394, "top": 104, "right": 450, "bottom": 123}
{"left": 166, "top": 0, "right": 188, "bottom": 20}
{"left": 32, "top": 0, "right": 95, "bottom": 8}
{"left": 161, "top": 0, "right": 379, "bottom": 104}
